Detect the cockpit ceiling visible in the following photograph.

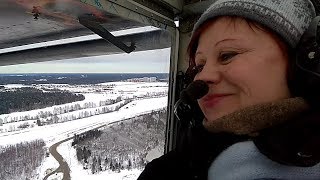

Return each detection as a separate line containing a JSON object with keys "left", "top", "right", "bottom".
{"left": 0, "top": 0, "right": 145, "bottom": 49}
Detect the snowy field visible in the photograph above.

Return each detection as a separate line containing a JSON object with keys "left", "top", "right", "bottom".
{"left": 0, "top": 96, "right": 167, "bottom": 146}
{"left": 0, "top": 81, "right": 168, "bottom": 180}
{"left": 57, "top": 140, "right": 142, "bottom": 180}
{"left": 0, "top": 82, "right": 168, "bottom": 127}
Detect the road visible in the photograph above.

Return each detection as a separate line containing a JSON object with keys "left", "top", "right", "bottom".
{"left": 41, "top": 99, "right": 165, "bottom": 180}
{"left": 43, "top": 137, "right": 72, "bottom": 180}
{"left": 43, "top": 122, "right": 107, "bottom": 180}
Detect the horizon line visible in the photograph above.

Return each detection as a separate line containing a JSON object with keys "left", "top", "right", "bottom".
{"left": 0, "top": 72, "right": 169, "bottom": 74}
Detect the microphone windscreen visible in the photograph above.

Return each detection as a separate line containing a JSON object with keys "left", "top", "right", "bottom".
{"left": 181, "top": 80, "right": 208, "bottom": 101}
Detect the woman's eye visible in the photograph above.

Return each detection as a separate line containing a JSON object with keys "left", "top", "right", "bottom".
{"left": 219, "top": 52, "right": 238, "bottom": 63}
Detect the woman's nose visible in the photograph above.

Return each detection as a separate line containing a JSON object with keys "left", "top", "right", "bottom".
{"left": 194, "top": 64, "right": 222, "bottom": 84}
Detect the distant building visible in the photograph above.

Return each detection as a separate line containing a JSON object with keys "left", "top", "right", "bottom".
{"left": 125, "top": 77, "right": 157, "bottom": 82}
{"left": 150, "top": 77, "right": 157, "bottom": 82}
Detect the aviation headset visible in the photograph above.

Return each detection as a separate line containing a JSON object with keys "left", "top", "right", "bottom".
{"left": 294, "top": 14, "right": 320, "bottom": 106}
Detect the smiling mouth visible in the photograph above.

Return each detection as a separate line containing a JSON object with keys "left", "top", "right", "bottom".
{"left": 202, "top": 94, "right": 232, "bottom": 108}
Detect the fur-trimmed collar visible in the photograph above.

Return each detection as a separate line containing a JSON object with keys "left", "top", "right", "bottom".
{"left": 203, "top": 97, "right": 309, "bottom": 135}
{"left": 201, "top": 97, "right": 320, "bottom": 166}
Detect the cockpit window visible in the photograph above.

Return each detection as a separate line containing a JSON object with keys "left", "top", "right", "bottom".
{"left": 0, "top": 1, "right": 172, "bottom": 179}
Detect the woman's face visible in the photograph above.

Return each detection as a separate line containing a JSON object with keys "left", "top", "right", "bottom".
{"left": 194, "top": 17, "right": 291, "bottom": 122}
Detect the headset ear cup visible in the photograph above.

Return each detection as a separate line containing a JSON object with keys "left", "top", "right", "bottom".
{"left": 293, "top": 63, "right": 320, "bottom": 105}
{"left": 294, "top": 16, "right": 320, "bottom": 106}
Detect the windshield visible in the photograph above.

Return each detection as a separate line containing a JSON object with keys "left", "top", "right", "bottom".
{"left": 0, "top": 1, "right": 172, "bottom": 179}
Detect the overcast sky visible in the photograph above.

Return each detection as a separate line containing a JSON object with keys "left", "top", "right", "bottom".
{"left": 0, "top": 48, "right": 171, "bottom": 73}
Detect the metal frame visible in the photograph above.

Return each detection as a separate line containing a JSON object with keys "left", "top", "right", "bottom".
{"left": 165, "top": 0, "right": 214, "bottom": 152}
{"left": 79, "top": 0, "right": 176, "bottom": 30}
{"left": 0, "top": 30, "right": 170, "bottom": 65}
{"left": 165, "top": 28, "right": 179, "bottom": 153}
{"left": 79, "top": 14, "right": 136, "bottom": 53}
{"left": 155, "top": 0, "right": 183, "bottom": 13}
{"left": 80, "top": 0, "right": 182, "bottom": 153}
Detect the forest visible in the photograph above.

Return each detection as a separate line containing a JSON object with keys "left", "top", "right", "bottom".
{"left": 72, "top": 109, "right": 167, "bottom": 174}
{"left": 0, "top": 73, "right": 168, "bottom": 85}
{"left": 0, "top": 139, "right": 46, "bottom": 180}
{"left": 0, "top": 98, "right": 132, "bottom": 134}
{"left": 0, "top": 87, "right": 84, "bottom": 114}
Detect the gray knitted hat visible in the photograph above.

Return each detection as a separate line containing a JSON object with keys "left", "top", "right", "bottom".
{"left": 193, "top": 0, "right": 317, "bottom": 48}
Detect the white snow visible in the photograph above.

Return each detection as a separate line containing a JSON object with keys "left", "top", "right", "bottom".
{"left": 0, "top": 81, "right": 168, "bottom": 180}
{"left": 48, "top": 173, "right": 63, "bottom": 180}
{"left": 35, "top": 152, "right": 59, "bottom": 179}
{"left": 0, "top": 82, "right": 168, "bottom": 132}
{"left": 3, "top": 84, "right": 32, "bottom": 88}
{"left": 0, "top": 96, "right": 168, "bottom": 147}
{"left": 145, "top": 144, "right": 163, "bottom": 162}
{"left": 57, "top": 140, "right": 142, "bottom": 180}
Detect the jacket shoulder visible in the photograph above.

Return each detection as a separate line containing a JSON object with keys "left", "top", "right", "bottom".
{"left": 138, "top": 150, "right": 186, "bottom": 180}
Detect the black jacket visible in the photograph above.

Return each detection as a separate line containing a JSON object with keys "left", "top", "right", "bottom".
{"left": 138, "top": 110, "right": 320, "bottom": 180}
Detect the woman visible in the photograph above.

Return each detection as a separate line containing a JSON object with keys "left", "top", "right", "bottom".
{"left": 138, "top": 0, "right": 320, "bottom": 179}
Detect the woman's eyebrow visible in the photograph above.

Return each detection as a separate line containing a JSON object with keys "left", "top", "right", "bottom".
{"left": 195, "top": 38, "right": 240, "bottom": 57}
{"left": 215, "top": 38, "right": 238, "bottom": 46}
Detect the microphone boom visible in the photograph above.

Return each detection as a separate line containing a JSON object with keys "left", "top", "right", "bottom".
{"left": 174, "top": 80, "right": 208, "bottom": 126}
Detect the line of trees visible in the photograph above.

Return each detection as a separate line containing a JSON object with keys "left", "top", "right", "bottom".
{"left": 1, "top": 99, "right": 133, "bottom": 133}
{"left": 72, "top": 130, "right": 102, "bottom": 146}
{"left": 132, "top": 91, "right": 167, "bottom": 99}
{"left": 0, "top": 87, "right": 84, "bottom": 114}
{"left": 0, "top": 139, "right": 46, "bottom": 180}
{"left": 0, "top": 89, "right": 167, "bottom": 126}
{"left": 42, "top": 99, "right": 132, "bottom": 125}
{"left": 76, "top": 146, "right": 92, "bottom": 164}
{"left": 0, "top": 96, "right": 125, "bottom": 126}
{"left": 75, "top": 147, "right": 142, "bottom": 174}
{"left": 0, "top": 73, "right": 168, "bottom": 85}
{"left": 73, "top": 109, "right": 167, "bottom": 174}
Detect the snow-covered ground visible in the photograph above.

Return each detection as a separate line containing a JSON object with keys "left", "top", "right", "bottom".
{"left": 0, "top": 81, "right": 168, "bottom": 180}
{"left": 0, "top": 96, "right": 167, "bottom": 147}
{"left": 36, "top": 153, "right": 59, "bottom": 180}
{"left": 57, "top": 140, "right": 142, "bottom": 180}
{"left": 0, "top": 82, "right": 168, "bottom": 127}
